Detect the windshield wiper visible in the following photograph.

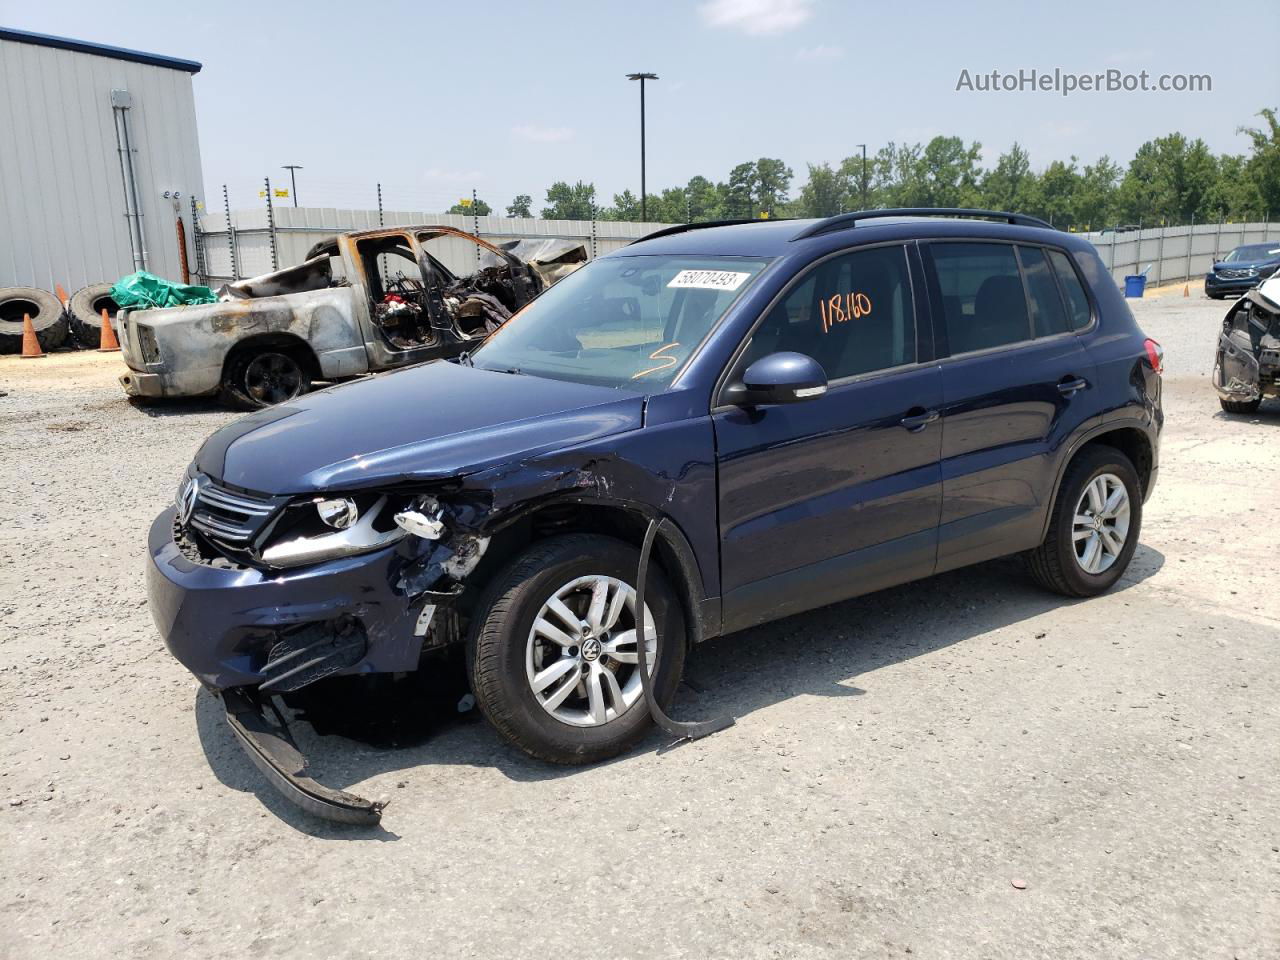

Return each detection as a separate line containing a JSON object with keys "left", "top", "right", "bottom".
{"left": 456, "top": 350, "right": 474, "bottom": 367}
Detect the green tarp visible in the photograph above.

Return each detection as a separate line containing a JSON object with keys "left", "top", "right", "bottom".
{"left": 111, "top": 271, "right": 216, "bottom": 309}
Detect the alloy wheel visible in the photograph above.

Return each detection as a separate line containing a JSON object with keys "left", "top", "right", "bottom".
{"left": 525, "top": 575, "right": 655, "bottom": 727}
{"left": 1072, "top": 472, "right": 1131, "bottom": 575}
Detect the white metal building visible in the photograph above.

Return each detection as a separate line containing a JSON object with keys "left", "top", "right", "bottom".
{"left": 0, "top": 28, "right": 205, "bottom": 291}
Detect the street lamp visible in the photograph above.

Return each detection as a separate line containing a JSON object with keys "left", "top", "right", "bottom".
{"left": 855, "top": 145, "right": 867, "bottom": 209}
{"left": 626, "top": 73, "right": 658, "bottom": 222}
{"left": 282, "top": 164, "right": 303, "bottom": 207}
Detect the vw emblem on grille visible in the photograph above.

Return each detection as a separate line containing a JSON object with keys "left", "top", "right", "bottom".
{"left": 178, "top": 475, "right": 203, "bottom": 526}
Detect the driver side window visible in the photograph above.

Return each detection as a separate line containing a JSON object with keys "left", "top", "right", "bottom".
{"left": 740, "top": 245, "right": 915, "bottom": 380}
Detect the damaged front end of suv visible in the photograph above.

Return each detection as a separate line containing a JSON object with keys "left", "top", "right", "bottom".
{"left": 1213, "top": 276, "right": 1280, "bottom": 414}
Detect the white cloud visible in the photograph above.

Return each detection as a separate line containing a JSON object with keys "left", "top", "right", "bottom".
{"left": 512, "top": 124, "right": 575, "bottom": 143}
{"left": 699, "top": 0, "right": 814, "bottom": 36}
{"left": 421, "top": 167, "right": 484, "bottom": 182}
{"left": 796, "top": 43, "right": 842, "bottom": 61}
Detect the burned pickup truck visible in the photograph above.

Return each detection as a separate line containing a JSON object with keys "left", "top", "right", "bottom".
{"left": 117, "top": 226, "right": 584, "bottom": 408}
{"left": 1214, "top": 275, "right": 1280, "bottom": 414}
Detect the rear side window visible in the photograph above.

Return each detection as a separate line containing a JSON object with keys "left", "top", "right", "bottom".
{"left": 1047, "top": 249, "right": 1092, "bottom": 331}
{"left": 1019, "top": 246, "right": 1070, "bottom": 337}
{"left": 929, "top": 243, "right": 1030, "bottom": 354}
{"left": 740, "top": 245, "right": 914, "bottom": 380}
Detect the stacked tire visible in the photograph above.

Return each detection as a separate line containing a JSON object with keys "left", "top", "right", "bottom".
{"left": 67, "top": 283, "right": 121, "bottom": 350}
{"left": 0, "top": 286, "right": 67, "bottom": 354}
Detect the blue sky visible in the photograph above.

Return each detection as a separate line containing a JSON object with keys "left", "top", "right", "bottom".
{"left": 8, "top": 0, "right": 1279, "bottom": 213}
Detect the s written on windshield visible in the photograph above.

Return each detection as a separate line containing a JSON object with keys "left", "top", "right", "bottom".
{"left": 472, "top": 255, "right": 771, "bottom": 389}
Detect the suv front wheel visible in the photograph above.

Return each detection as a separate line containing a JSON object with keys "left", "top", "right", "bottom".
{"left": 469, "top": 534, "right": 686, "bottom": 764}
{"left": 1028, "top": 445, "right": 1143, "bottom": 597}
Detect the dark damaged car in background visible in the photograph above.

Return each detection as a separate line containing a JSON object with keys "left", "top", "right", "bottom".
{"left": 116, "top": 226, "right": 586, "bottom": 408}
{"left": 1204, "top": 241, "right": 1280, "bottom": 300}
{"left": 146, "top": 209, "right": 1163, "bottom": 823}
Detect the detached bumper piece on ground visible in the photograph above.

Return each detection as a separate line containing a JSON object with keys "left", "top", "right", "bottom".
{"left": 222, "top": 687, "right": 384, "bottom": 825}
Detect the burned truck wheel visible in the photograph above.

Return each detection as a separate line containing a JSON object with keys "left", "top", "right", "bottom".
{"left": 1219, "top": 397, "right": 1261, "bottom": 414}
{"left": 67, "top": 283, "right": 120, "bottom": 349}
{"left": 469, "top": 534, "right": 686, "bottom": 765}
{"left": 220, "top": 346, "right": 312, "bottom": 409}
{"left": 0, "top": 286, "right": 67, "bottom": 353}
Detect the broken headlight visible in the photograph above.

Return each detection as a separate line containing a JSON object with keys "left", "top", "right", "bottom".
{"left": 260, "top": 493, "right": 407, "bottom": 568}
{"left": 257, "top": 493, "right": 448, "bottom": 569}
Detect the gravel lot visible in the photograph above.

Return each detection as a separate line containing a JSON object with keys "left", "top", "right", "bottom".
{"left": 2, "top": 294, "right": 1277, "bottom": 959}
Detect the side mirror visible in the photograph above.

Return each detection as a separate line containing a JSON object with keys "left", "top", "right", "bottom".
{"left": 725, "top": 351, "right": 828, "bottom": 406}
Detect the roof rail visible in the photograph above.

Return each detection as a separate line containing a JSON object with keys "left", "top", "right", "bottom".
{"left": 629, "top": 218, "right": 787, "bottom": 245}
{"left": 791, "top": 208, "right": 1055, "bottom": 241}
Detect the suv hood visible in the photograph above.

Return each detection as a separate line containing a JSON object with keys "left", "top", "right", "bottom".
{"left": 195, "top": 361, "right": 644, "bottom": 494}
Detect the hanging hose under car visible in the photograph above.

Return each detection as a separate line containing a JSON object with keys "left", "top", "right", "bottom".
{"left": 633, "top": 519, "right": 735, "bottom": 742}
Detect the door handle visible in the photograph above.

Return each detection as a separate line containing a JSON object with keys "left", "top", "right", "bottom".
{"left": 900, "top": 408, "right": 940, "bottom": 432}
{"left": 1057, "top": 377, "right": 1090, "bottom": 396}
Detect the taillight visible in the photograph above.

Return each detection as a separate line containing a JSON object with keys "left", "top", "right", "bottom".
{"left": 1143, "top": 338, "right": 1163, "bottom": 374}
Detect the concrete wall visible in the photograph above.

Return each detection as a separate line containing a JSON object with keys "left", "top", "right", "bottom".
{"left": 0, "top": 36, "right": 204, "bottom": 291}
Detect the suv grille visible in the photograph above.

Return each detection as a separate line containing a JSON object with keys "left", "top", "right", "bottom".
{"left": 1219, "top": 268, "right": 1253, "bottom": 279}
{"left": 188, "top": 478, "right": 282, "bottom": 548}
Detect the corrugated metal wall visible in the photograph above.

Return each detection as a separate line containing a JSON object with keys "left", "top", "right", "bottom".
{"left": 1086, "top": 221, "right": 1280, "bottom": 285}
{"left": 0, "top": 37, "right": 204, "bottom": 291}
{"left": 196, "top": 208, "right": 677, "bottom": 281}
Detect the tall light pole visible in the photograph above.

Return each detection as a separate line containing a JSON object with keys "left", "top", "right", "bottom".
{"left": 282, "top": 164, "right": 303, "bottom": 207}
{"left": 855, "top": 144, "right": 867, "bottom": 209}
{"left": 626, "top": 73, "right": 658, "bottom": 221}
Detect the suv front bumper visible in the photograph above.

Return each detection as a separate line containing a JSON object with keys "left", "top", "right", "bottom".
{"left": 147, "top": 507, "right": 425, "bottom": 690}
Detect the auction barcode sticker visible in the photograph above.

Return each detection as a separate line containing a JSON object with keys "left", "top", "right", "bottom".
{"left": 667, "top": 269, "right": 751, "bottom": 291}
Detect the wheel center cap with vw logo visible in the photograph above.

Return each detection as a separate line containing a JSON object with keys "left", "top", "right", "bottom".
{"left": 580, "top": 637, "right": 602, "bottom": 662}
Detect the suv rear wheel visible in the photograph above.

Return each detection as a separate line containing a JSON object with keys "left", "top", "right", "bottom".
{"left": 1028, "top": 445, "right": 1142, "bottom": 597}
{"left": 469, "top": 534, "right": 686, "bottom": 764}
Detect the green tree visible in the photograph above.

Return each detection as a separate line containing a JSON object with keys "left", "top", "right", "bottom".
{"left": 1202, "top": 154, "right": 1264, "bottom": 219}
{"left": 979, "top": 143, "right": 1039, "bottom": 213}
{"left": 1072, "top": 156, "right": 1121, "bottom": 230}
{"left": 505, "top": 194, "right": 533, "bottom": 218}
{"left": 684, "top": 175, "right": 722, "bottom": 221}
{"left": 753, "top": 157, "right": 794, "bottom": 217}
{"left": 606, "top": 189, "right": 641, "bottom": 220}
{"left": 541, "top": 181, "right": 597, "bottom": 220}
{"left": 797, "top": 162, "right": 850, "bottom": 217}
{"left": 1116, "top": 134, "right": 1218, "bottom": 224}
{"left": 1034, "top": 159, "right": 1080, "bottom": 227}
{"left": 724, "top": 162, "right": 758, "bottom": 218}
{"left": 447, "top": 197, "right": 491, "bottom": 215}
{"left": 1240, "top": 107, "right": 1280, "bottom": 214}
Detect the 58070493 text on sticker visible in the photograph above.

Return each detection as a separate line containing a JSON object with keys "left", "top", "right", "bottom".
{"left": 820, "top": 292, "right": 873, "bottom": 334}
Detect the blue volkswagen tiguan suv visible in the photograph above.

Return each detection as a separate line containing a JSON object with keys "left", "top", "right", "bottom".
{"left": 148, "top": 209, "right": 1163, "bottom": 821}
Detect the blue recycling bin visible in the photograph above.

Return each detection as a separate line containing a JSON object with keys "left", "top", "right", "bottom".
{"left": 1124, "top": 274, "right": 1147, "bottom": 298}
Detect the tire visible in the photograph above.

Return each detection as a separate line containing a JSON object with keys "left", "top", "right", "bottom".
{"left": 1027, "top": 445, "right": 1143, "bottom": 598}
{"left": 67, "top": 283, "right": 120, "bottom": 349}
{"left": 469, "top": 533, "right": 687, "bottom": 765}
{"left": 0, "top": 286, "right": 67, "bottom": 353}
{"left": 218, "top": 346, "right": 312, "bottom": 409}
{"left": 1219, "top": 397, "right": 1261, "bottom": 414}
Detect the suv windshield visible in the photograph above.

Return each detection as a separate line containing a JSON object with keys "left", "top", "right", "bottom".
{"left": 1224, "top": 244, "right": 1280, "bottom": 262}
{"left": 472, "top": 255, "right": 770, "bottom": 388}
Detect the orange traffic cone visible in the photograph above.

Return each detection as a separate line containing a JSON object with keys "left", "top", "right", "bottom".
{"left": 54, "top": 283, "right": 69, "bottom": 309}
{"left": 20, "top": 314, "right": 45, "bottom": 359}
{"left": 97, "top": 307, "right": 119, "bottom": 352}
{"left": 1183, "top": 284, "right": 1189, "bottom": 297}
